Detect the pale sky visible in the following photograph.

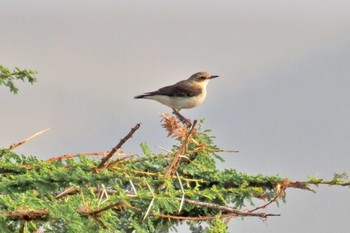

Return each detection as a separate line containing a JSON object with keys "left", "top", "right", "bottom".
{"left": 1, "top": 1, "right": 350, "bottom": 232}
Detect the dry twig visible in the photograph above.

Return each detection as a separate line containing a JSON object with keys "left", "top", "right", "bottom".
{"left": 157, "top": 211, "right": 280, "bottom": 221}
{"left": 97, "top": 123, "right": 141, "bottom": 169}
{"left": 5, "top": 209, "right": 49, "bottom": 221}
{"left": 164, "top": 120, "right": 197, "bottom": 178}
{"left": 46, "top": 151, "right": 130, "bottom": 163}
{"left": 7, "top": 128, "right": 50, "bottom": 151}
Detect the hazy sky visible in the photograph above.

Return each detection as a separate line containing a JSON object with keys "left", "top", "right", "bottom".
{"left": 1, "top": 1, "right": 350, "bottom": 232}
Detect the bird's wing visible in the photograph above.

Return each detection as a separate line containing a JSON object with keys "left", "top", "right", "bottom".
{"left": 150, "top": 81, "right": 202, "bottom": 97}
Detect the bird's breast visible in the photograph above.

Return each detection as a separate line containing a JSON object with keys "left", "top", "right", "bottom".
{"left": 170, "top": 89, "right": 206, "bottom": 110}
{"left": 145, "top": 90, "right": 206, "bottom": 110}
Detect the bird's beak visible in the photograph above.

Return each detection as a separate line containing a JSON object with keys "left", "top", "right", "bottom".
{"left": 209, "top": 75, "right": 219, "bottom": 79}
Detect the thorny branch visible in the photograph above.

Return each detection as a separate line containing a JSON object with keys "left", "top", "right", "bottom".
{"left": 46, "top": 151, "right": 133, "bottom": 163}
{"left": 164, "top": 120, "right": 197, "bottom": 178}
{"left": 6, "top": 128, "right": 50, "bottom": 152}
{"left": 78, "top": 201, "right": 134, "bottom": 217}
{"left": 157, "top": 212, "right": 280, "bottom": 221}
{"left": 55, "top": 123, "right": 140, "bottom": 200}
{"left": 1, "top": 114, "right": 349, "bottom": 231}
{"left": 174, "top": 198, "right": 280, "bottom": 217}
{"left": 5, "top": 209, "right": 49, "bottom": 221}
{"left": 97, "top": 123, "right": 141, "bottom": 169}
{"left": 2, "top": 177, "right": 349, "bottom": 223}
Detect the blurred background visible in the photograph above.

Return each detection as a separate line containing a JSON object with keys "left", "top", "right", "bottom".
{"left": 1, "top": 1, "right": 349, "bottom": 232}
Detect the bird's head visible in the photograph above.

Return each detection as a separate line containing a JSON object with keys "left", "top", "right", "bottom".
{"left": 188, "top": 72, "right": 219, "bottom": 84}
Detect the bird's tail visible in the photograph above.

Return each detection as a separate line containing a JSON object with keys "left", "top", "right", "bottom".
{"left": 134, "top": 94, "right": 149, "bottom": 99}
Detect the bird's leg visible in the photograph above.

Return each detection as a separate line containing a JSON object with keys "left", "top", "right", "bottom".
{"left": 172, "top": 109, "right": 192, "bottom": 128}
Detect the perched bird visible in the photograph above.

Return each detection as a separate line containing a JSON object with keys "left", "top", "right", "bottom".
{"left": 134, "top": 72, "right": 219, "bottom": 112}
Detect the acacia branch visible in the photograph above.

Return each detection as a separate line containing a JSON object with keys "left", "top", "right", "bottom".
{"left": 164, "top": 120, "right": 197, "bottom": 178}
{"left": 249, "top": 187, "right": 285, "bottom": 213}
{"left": 7, "top": 128, "right": 50, "bottom": 151}
{"left": 78, "top": 201, "right": 129, "bottom": 216}
{"left": 46, "top": 151, "right": 131, "bottom": 162}
{"left": 47, "top": 152, "right": 108, "bottom": 162}
{"left": 157, "top": 197, "right": 281, "bottom": 221}
{"left": 5, "top": 209, "right": 49, "bottom": 221}
{"left": 97, "top": 123, "right": 141, "bottom": 169}
{"left": 157, "top": 211, "right": 280, "bottom": 221}
{"left": 306, "top": 180, "right": 350, "bottom": 186}
{"left": 174, "top": 198, "right": 280, "bottom": 217}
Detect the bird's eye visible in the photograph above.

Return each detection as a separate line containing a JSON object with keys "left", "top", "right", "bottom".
{"left": 200, "top": 76, "right": 206, "bottom": 80}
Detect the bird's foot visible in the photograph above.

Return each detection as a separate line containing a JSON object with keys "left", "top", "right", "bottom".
{"left": 172, "top": 109, "right": 192, "bottom": 128}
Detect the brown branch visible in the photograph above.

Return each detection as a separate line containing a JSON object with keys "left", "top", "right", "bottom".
{"left": 164, "top": 120, "right": 197, "bottom": 178}
{"left": 306, "top": 180, "right": 350, "bottom": 187}
{"left": 285, "top": 180, "right": 316, "bottom": 192}
{"left": 106, "top": 154, "right": 136, "bottom": 168}
{"left": 248, "top": 178, "right": 320, "bottom": 213}
{"left": 7, "top": 128, "right": 50, "bottom": 151}
{"left": 47, "top": 152, "right": 108, "bottom": 162}
{"left": 5, "top": 209, "right": 49, "bottom": 221}
{"left": 55, "top": 186, "right": 79, "bottom": 199}
{"left": 157, "top": 211, "right": 280, "bottom": 221}
{"left": 78, "top": 201, "right": 126, "bottom": 216}
{"left": 46, "top": 151, "right": 130, "bottom": 163}
{"left": 78, "top": 201, "right": 140, "bottom": 229}
{"left": 92, "top": 215, "right": 108, "bottom": 229}
{"left": 97, "top": 123, "right": 141, "bottom": 169}
{"left": 249, "top": 186, "right": 286, "bottom": 213}
{"left": 173, "top": 198, "right": 280, "bottom": 217}
{"left": 215, "top": 149, "right": 240, "bottom": 153}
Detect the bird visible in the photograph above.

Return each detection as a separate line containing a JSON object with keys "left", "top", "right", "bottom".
{"left": 134, "top": 71, "right": 219, "bottom": 124}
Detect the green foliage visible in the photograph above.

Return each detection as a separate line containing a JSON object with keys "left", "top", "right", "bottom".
{"left": 0, "top": 115, "right": 349, "bottom": 232}
{"left": 208, "top": 215, "right": 227, "bottom": 233}
{"left": 0, "top": 65, "right": 37, "bottom": 94}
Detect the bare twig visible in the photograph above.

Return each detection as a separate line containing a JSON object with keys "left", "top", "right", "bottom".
{"left": 46, "top": 151, "right": 127, "bottom": 162}
{"left": 157, "top": 211, "right": 280, "bottom": 221}
{"left": 7, "top": 128, "right": 50, "bottom": 151}
{"left": 107, "top": 154, "right": 136, "bottom": 167}
{"left": 97, "top": 123, "right": 141, "bottom": 169}
{"left": 47, "top": 151, "right": 132, "bottom": 163}
{"left": 249, "top": 189, "right": 285, "bottom": 213}
{"left": 249, "top": 178, "right": 317, "bottom": 213}
{"left": 175, "top": 198, "right": 281, "bottom": 218}
{"left": 78, "top": 201, "right": 140, "bottom": 230}
{"left": 87, "top": 201, "right": 126, "bottom": 216}
{"left": 55, "top": 186, "right": 78, "bottom": 200}
{"left": 215, "top": 149, "right": 240, "bottom": 153}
